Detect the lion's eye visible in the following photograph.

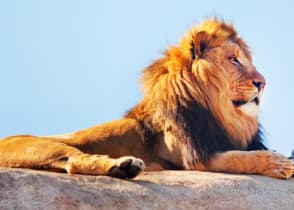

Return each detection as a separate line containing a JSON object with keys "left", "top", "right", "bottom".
{"left": 229, "top": 57, "right": 240, "bottom": 65}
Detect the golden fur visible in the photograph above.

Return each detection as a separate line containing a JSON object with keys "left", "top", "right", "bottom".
{"left": 0, "top": 19, "right": 293, "bottom": 179}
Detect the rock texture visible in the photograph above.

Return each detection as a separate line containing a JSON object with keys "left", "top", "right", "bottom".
{"left": 0, "top": 168, "right": 293, "bottom": 210}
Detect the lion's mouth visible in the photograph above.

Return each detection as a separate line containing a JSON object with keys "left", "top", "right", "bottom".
{"left": 233, "top": 96, "right": 259, "bottom": 107}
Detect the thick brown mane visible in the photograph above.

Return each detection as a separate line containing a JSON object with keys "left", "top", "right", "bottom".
{"left": 140, "top": 19, "right": 258, "bottom": 144}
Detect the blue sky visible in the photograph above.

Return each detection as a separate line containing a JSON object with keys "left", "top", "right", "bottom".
{"left": 0, "top": 1, "right": 293, "bottom": 156}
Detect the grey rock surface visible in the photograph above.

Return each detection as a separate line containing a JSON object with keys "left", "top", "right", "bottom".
{"left": 0, "top": 168, "right": 293, "bottom": 210}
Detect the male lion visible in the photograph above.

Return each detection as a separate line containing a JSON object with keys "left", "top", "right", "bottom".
{"left": 0, "top": 19, "right": 293, "bottom": 179}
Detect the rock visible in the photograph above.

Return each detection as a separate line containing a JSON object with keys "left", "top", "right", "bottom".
{"left": 0, "top": 168, "right": 293, "bottom": 210}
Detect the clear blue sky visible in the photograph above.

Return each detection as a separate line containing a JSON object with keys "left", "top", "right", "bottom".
{"left": 0, "top": 1, "right": 293, "bottom": 156}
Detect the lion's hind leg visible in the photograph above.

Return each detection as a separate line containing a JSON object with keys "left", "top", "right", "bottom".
{"left": 205, "top": 150, "right": 294, "bottom": 179}
{"left": 0, "top": 136, "right": 145, "bottom": 178}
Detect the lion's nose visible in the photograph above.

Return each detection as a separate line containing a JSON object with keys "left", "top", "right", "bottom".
{"left": 252, "top": 80, "right": 265, "bottom": 92}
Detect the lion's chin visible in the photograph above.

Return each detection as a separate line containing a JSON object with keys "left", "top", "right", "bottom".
{"left": 233, "top": 97, "right": 260, "bottom": 117}
{"left": 238, "top": 101, "right": 259, "bottom": 117}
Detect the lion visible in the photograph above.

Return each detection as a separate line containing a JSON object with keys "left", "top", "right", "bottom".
{"left": 0, "top": 18, "right": 293, "bottom": 179}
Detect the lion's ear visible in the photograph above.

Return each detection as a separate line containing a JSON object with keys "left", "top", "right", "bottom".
{"left": 191, "top": 31, "right": 214, "bottom": 60}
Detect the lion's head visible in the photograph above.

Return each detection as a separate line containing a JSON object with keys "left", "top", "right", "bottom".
{"left": 141, "top": 19, "right": 265, "bottom": 150}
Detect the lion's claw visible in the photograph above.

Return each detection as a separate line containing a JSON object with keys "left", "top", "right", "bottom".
{"left": 259, "top": 151, "right": 294, "bottom": 179}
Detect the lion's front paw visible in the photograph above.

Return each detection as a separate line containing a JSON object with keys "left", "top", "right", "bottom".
{"left": 108, "top": 156, "right": 145, "bottom": 179}
{"left": 256, "top": 151, "right": 294, "bottom": 179}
